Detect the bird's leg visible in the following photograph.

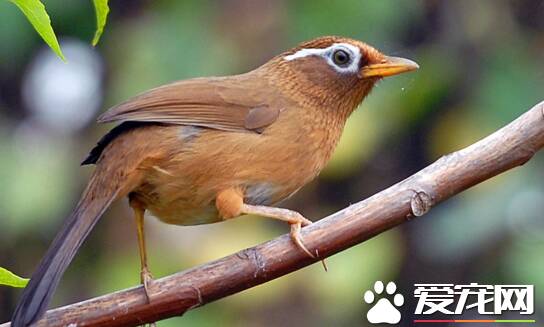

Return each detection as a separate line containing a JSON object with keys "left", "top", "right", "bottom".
{"left": 215, "top": 188, "right": 319, "bottom": 260}
{"left": 241, "top": 204, "right": 328, "bottom": 271}
{"left": 129, "top": 198, "right": 154, "bottom": 303}
{"left": 240, "top": 204, "right": 316, "bottom": 258}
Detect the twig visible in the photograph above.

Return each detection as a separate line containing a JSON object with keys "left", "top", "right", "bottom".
{"left": 3, "top": 101, "right": 544, "bottom": 327}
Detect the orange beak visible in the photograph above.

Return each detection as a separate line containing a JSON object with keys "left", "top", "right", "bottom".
{"left": 359, "top": 56, "right": 419, "bottom": 78}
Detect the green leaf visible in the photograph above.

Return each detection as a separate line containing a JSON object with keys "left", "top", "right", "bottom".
{"left": 0, "top": 267, "right": 29, "bottom": 288}
{"left": 9, "top": 0, "right": 65, "bottom": 61}
{"left": 92, "top": 0, "right": 110, "bottom": 46}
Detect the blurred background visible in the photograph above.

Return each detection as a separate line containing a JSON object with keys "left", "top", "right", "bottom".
{"left": 1, "top": 0, "right": 543, "bottom": 326}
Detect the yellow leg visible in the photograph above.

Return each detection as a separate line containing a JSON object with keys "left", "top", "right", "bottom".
{"left": 130, "top": 199, "right": 154, "bottom": 302}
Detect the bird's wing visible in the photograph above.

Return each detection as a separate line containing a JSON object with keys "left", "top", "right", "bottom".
{"left": 97, "top": 75, "right": 281, "bottom": 133}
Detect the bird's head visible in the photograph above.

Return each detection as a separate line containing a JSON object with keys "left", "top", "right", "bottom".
{"left": 268, "top": 36, "right": 418, "bottom": 116}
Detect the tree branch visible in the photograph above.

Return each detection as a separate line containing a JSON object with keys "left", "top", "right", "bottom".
{"left": 3, "top": 101, "right": 544, "bottom": 327}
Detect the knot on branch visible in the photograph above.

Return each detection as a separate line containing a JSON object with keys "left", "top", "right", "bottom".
{"left": 409, "top": 190, "right": 432, "bottom": 217}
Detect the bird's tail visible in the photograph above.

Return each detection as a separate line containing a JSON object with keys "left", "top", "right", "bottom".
{"left": 11, "top": 164, "right": 136, "bottom": 327}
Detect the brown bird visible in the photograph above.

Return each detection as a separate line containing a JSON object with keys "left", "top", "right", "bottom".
{"left": 12, "top": 36, "right": 417, "bottom": 326}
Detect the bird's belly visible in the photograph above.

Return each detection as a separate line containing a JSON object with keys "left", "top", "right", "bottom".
{"left": 147, "top": 201, "right": 220, "bottom": 226}
{"left": 143, "top": 181, "right": 294, "bottom": 226}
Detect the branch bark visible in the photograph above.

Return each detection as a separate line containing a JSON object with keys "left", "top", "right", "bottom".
{"left": 4, "top": 101, "right": 544, "bottom": 327}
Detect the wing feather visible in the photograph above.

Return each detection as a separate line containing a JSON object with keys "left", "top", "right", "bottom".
{"left": 97, "top": 76, "right": 280, "bottom": 133}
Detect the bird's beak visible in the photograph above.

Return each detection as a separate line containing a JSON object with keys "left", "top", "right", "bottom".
{"left": 359, "top": 56, "right": 419, "bottom": 78}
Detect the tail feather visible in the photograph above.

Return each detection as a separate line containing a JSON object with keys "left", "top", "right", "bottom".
{"left": 11, "top": 172, "right": 121, "bottom": 327}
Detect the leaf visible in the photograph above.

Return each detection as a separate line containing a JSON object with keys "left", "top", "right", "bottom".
{"left": 92, "top": 0, "right": 110, "bottom": 46}
{"left": 9, "top": 0, "right": 65, "bottom": 61}
{"left": 0, "top": 267, "right": 29, "bottom": 288}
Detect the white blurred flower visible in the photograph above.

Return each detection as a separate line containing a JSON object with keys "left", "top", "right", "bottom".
{"left": 22, "top": 38, "right": 103, "bottom": 133}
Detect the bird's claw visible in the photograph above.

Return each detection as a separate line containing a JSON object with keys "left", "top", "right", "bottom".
{"left": 289, "top": 221, "right": 315, "bottom": 258}
{"left": 141, "top": 266, "right": 154, "bottom": 303}
{"left": 299, "top": 216, "right": 313, "bottom": 227}
{"left": 289, "top": 216, "right": 328, "bottom": 271}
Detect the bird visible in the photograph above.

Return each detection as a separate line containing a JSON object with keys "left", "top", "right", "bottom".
{"left": 11, "top": 36, "right": 418, "bottom": 326}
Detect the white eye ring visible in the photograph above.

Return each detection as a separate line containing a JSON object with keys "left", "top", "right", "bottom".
{"left": 284, "top": 43, "right": 362, "bottom": 74}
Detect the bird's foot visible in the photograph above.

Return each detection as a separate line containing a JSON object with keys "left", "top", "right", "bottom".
{"left": 288, "top": 215, "right": 315, "bottom": 258}
{"left": 288, "top": 216, "right": 328, "bottom": 271}
{"left": 238, "top": 203, "right": 327, "bottom": 270}
{"left": 140, "top": 266, "right": 154, "bottom": 303}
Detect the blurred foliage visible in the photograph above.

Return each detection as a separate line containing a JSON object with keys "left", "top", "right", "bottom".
{"left": 8, "top": 0, "right": 65, "bottom": 60}
{"left": 91, "top": 0, "right": 109, "bottom": 46}
{"left": 6, "top": 0, "right": 110, "bottom": 60}
{"left": 0, "top": 1, "right": 543, "bottom": 326}
{"left": 0, "top": 268, "right": 28, "bottom": 288}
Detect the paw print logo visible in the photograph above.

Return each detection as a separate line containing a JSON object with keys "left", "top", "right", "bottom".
{"left": 364, "top": 281, "right": 404, "bottom": 324}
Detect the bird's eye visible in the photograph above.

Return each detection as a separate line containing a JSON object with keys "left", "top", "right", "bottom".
{"left": 332, "top": 49, "right": 351, "bottom": 66}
